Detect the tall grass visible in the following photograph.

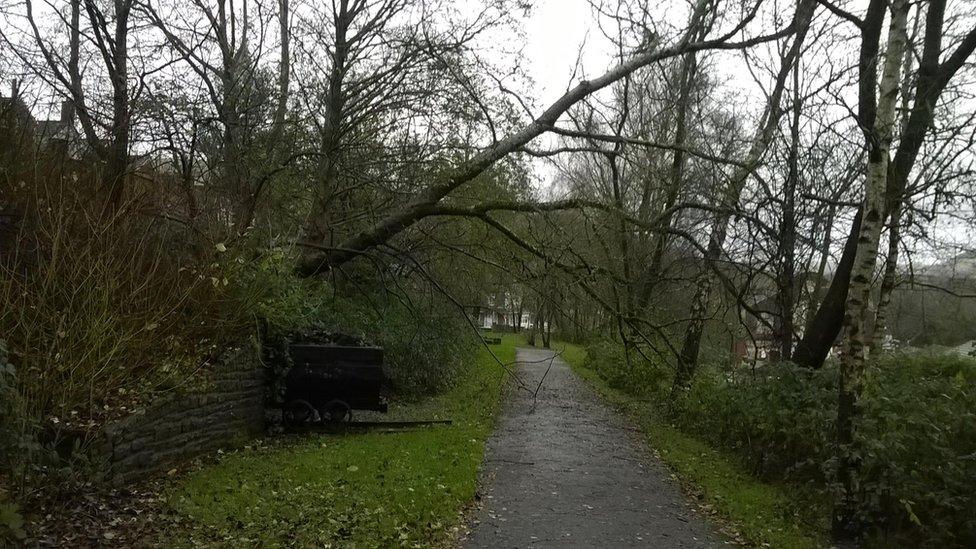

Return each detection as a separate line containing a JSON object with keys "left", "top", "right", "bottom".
{"left": 0, "top": 174, "right": 252, "bottom": 477}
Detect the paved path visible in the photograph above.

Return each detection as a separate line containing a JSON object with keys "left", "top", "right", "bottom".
{"left": 463, "top": 347, "right": 724, "bottom": 548}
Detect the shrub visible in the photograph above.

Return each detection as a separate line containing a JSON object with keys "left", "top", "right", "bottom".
{"left": 251, "top": 259, "right": 477, "bottom": 397}
{"left": 582, "top": 341, "right": 976, "bottom": 546}
{"left": 855, "top": 352, "right": 976, "bottom": 546}
{"left": 582, "top": 339, "right": 670, "bottom": 396}
{"left": 0, "top": 211, "right": 247, "bottom": 424}
{"left": 0, "top": 177, "right": 254, "bottom": 496}
{"left": 368, "top": 301, "right": 474, "bottom": 396}
{"left": 673, "top": 353, "right": 976, "bottom": 546}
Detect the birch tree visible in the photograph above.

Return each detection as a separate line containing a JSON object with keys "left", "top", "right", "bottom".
{"left": 793, "top": 0, "right": 976, "bottom": 369}
{"left": 833, "top": 0, "right": 910, "bottom": 538}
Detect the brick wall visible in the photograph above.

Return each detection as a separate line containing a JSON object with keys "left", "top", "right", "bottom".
{"left": 97, "top": 344, "right": 266, "bottom": 483}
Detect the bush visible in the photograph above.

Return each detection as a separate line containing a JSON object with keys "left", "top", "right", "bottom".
{"left": 582, "top": 341, "right": 976, "bottom": 546}
{"left": 673, "top": 353, "right": 976, "bottom": 546}
{"left": 368, "top": 302, "right": 474, "bottom": 395}
{"left": 582, "top": 339, "right": 671, "bottom": 396}
{"left": 856, "top": 352, "right": 976, "bottom": 546}
{"left": 251, "top": 259, "right": 477, "bottom": 397}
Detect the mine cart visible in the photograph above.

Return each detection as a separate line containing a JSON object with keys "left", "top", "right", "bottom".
{"left": 281, "top": 344, "right": 388, "bottom": 425}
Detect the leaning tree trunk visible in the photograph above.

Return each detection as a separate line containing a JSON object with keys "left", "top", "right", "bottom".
{"left": 296, "top": 21, "right": 760, "bottom": 276}
{"left": 793, "top": 208, "right": 862, "bottom": 369}
{"left": 833, "top": 0, "right": 909, "bottom": 539}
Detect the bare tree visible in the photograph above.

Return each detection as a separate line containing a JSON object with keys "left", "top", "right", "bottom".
{"left": 793, "top": 0, "right": 976, "bottom": 370}
{"left": 298, "top": 4, "right": 806, "bottom": 276}
{"left": 13, "top": 0, "right": 136, "bottom": 216}
{"left": 673, "top": 0, "right": 816, "bottom": 389}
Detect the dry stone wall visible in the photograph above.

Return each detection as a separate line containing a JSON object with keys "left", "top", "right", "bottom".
{"left": 97, "top": 344, "right": 266, "bottom": 483}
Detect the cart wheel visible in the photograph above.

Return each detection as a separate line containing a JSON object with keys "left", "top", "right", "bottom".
{"left": 283, "top": 399, "right": 317, "bottom": 426}
{"left": 320, "top": 400, "right": 352, "bottom": 424}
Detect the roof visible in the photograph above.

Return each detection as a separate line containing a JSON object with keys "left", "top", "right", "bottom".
{"left": 0, "top": 95, "right": 34, "bottom": 125}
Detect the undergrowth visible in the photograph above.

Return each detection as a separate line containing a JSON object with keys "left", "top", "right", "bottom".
{"left": 556, "top": 341, "right": 825, "bottom": 548}
{"left": 0, "top": 175, "right": 483, "bottom": 519}
{"left": 570, "top": 338, "right": 976, "bottom": 547}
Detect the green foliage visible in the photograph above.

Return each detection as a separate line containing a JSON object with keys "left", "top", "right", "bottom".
{"left": 558, "top": 341, "right": 824, "bottom": 549}
{"left": 0, "top": 340, "right": 20, "bottom": 462}
{"left": 0, "top": 340, "right": 45, "bottom": 490}
{"left": 248, "top": 254, "right": 476, "bottom": 396}
{"left": 582, "top": 340, "right": 670, "bottom": 396}
{"left": 856, "top": 352, "right": 976, "bottom": 545}
{"left": 584, "top": 339, "right": 976, "bottom": 546}
{"left": 368, "top": 303, "right": 474, "bottom": 396}
{"left": 674, "top": 353, "right": 976, "bottom": 546}
{"left": 0, "top": 499, "right": 26, "bottom": 543}
{"left": 162, "top": 336, "right": 516, "bottom": 547}
{"left": 0, "top": 345, "right": 27, "bottom": 543}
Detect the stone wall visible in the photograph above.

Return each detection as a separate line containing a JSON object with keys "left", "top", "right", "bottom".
{"left": 98, "top": 344, "right": 266, "bottom": 483}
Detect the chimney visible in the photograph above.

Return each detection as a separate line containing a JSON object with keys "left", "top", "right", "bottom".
{"left": 10, "top": 79, "right": 19, "bottom": 99}
{"left": 61, "top": 99, "right": 75, "bottom": 123}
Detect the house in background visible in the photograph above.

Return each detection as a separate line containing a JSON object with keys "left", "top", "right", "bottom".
{"left": 731, "top": 274, "right": 818, "bottom": 364}
{"left": 952, "top": 340, "right": 976, "bottom": 358}
{"left": 473, "top": 292, "right": 541, "bottom": 332}
{"left": 0, "top": 80, "right": 82, "bottom": 157}
{"left": 0, "top": 80, "right": 37, "bottom": 147}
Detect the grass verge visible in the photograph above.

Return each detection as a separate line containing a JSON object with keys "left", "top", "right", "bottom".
{"left": 552, "top": 341, "right": 827, "bottom": 549}
{"left": 161, "top": 334, "right": 518, "bottom": 547}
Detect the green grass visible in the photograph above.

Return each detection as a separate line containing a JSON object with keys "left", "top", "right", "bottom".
{"left": 552, "top": 340, "right": 827, "bottom": 549}
{"left": 162, "top": 334, "right": 518, "bottom": 547}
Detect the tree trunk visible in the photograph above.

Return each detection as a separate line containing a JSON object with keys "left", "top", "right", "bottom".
{"left": 871, "top": 202, "right": 902, "bottom": 354}
{"left": 674, "top": 0, "right": 816, "bottom": 388}
{"left": 776, "top": 64, "right": 801, "bottom": 361}
{"left": 306, "top": 0, "right": 352, "bottom": 244}
{"left": 269, "top": 0, "right": 290, "bottom": 144}
{"left": 793, "top": 210, "right": 862, "bottom": 369}
{"left": 635, "top": 29, "right": 701, "bottom": 309}
{"left": 795, "top": 0, "right": 976, "bottom": 370}
{"left": 99, "top": 0, "right": 132, "bottom": 219}
{"left": 634, "top": 0, "right": 709, "bottom": 311}
{"left": 869, "top": 15, "right": 917, "bottom": 356}
{"left": 804, "top": 203, "right": 835, "bottom": 331}
{"left": 542, "top": 307, "right": 552, "bottom": 349}
{"left": 833, "top": 0, "right": 909, "bottom": 539}
{"left": 674, "top": 242, "right": 717, "bottom": 389}
{"left": 297, "top": 26, "right": 757, "bottom": 275}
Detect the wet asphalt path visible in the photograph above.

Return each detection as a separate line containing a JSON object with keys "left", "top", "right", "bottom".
{"left": 463, "top": 347, "right": 724, "bottom": 548}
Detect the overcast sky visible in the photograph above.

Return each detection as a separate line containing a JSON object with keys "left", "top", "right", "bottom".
{"left": 521, "top": 0, "right": 617, "bottom": 105}
{"left": 509, "top": 0, "right": 976, "bottom": 260}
